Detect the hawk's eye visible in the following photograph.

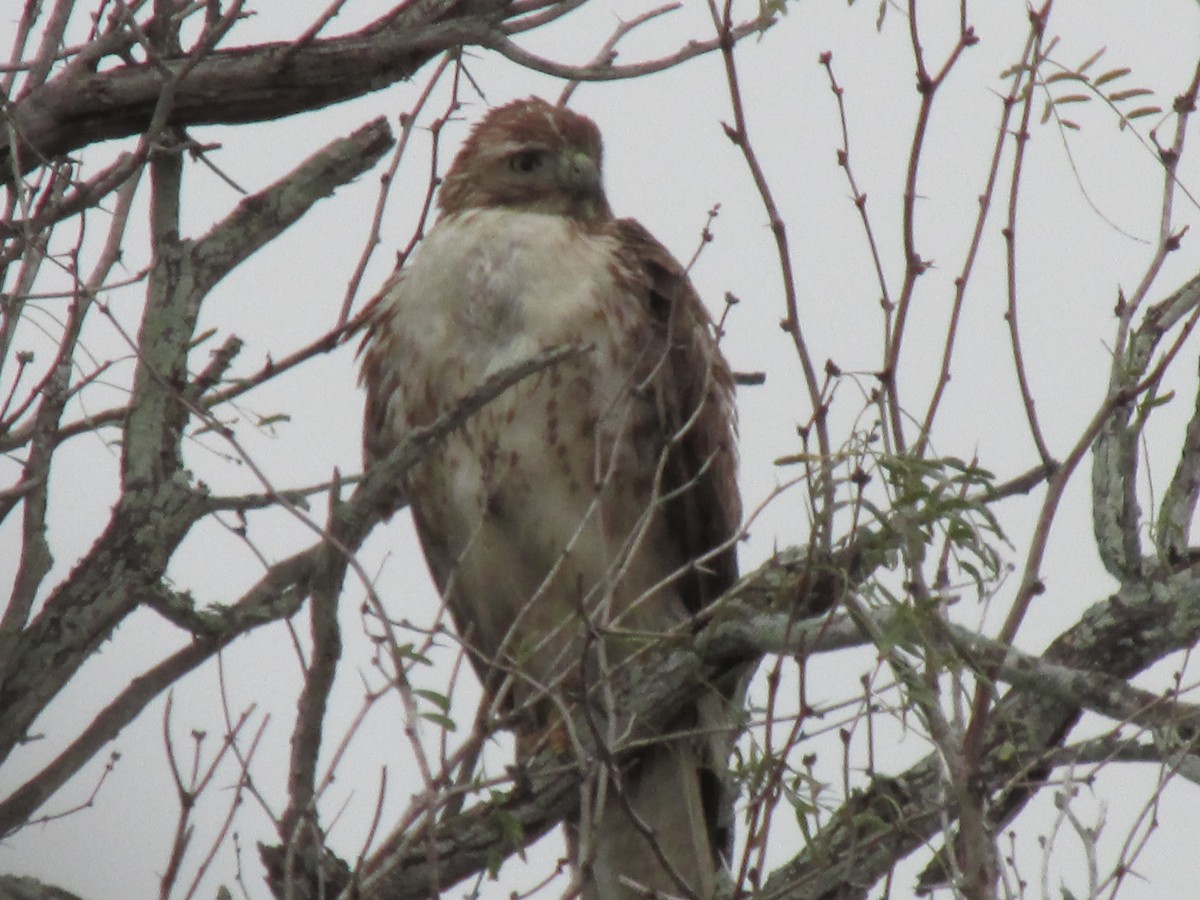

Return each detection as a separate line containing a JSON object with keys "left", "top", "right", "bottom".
{"left": 509, "top": 150, "right": 545, "bottom": 174}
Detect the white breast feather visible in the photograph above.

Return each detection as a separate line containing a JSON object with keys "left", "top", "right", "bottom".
{"left": 377, "top": 208, "right": 678, "bottom": 695}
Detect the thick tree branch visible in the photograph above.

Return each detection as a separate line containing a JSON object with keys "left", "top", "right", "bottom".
{"left": 0, "top": 117, "right": 393, "bottom": 773}
{"left": 0, "top": 874, "right": 83, "bottom": 900}
{"left": 1093, "top": 240, "right": 1200, "bottom": 579}
{"left": 0, "top": 1, "right": 776, "bottom": 184}
{"left": 768, "top": 563, "right": 1200, "bottom": 898}
{"left": 0, "top": 2, "right": 489, "bottom": 181}
{"left": 0, "top": 342, "right": 590, "bottom": 840}
{"left": 190, "top": 117, "right": 394, "bottom": 296}
{"left": 9, "top": 509, "right": 1200, "bottom": 895}
{"left": 1157, "top": 356, "right": 1200, "bottom": 559}
{"left": 290, "top": 551, "right": 1200, "bottom": 900}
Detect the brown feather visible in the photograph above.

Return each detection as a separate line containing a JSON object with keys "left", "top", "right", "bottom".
{"left": 608, "top": 217, "right": 741, "bottom": 613}
{"left": 359, "top": 98, "right": 743, "bottom": 899}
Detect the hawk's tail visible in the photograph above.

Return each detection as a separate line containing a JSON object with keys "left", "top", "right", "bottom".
{"left": 574, "top": 687, "right": 743, "bottom": 900}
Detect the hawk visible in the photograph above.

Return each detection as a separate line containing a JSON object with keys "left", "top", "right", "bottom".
{"left": 360, "top": 97, "right": 742, "bottom": 900}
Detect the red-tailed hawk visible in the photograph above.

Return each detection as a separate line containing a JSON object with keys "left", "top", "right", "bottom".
{"left": 361, "top": 97, "right": 741, "bottom": 900}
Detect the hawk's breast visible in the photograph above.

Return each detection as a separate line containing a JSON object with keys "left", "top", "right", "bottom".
{"left": 368, "top": 208, "right": 681, "bottom": 702}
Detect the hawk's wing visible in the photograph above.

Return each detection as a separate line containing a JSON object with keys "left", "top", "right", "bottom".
{"left": 610, "top": 217, "right": 741, "bottom": 611}
{"left": 359, "top": 268, "right": 410, "bottom": 483}
{"left": 359, "top": 207, "right": 743, "bottom": 899}
{"left": 601, "top": 217, "right": 747, "bottom": 883}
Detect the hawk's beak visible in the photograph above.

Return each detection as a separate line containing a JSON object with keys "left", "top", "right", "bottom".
{"left": 560, "top": 150, "right": 601, "bottom": 198}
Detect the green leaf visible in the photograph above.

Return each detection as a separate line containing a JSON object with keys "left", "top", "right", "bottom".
{"left": 414, "top": 688, "right": 451, "bottom": 712}
{"left": 492, "top": 807, "right": 525, "bottom": 847}
{"left": 1076, "top": 46, "right": 1107, "bottom": 73}
{"left": 1093, "top": 67, "right": 1131, "bottom": 86}
{"left": 485, "top": 848, "right": 503, "bottom": 878}
{"left": 189, "top": 327, "right": 218, "bottom": 348}
{"left": 1126, "top": 105, "right": 1163, "bottom": 120}
{"left": 959, "top": 560, "right": 982, "bottom": 583}
{"left": 420, "top": 712, "right": 457, "bottom": 731}
{"left": 1140, "top": 390, "right": 1175, "bottom": 411}
{"left": 946, "top": 521, "right": 973, "bottom": 544}
{"left": 1108, "top": 87, "right": 1154, "bottom": 102}
{"left": 395, "top": 642, "right": 432, "bottom": 664}
{"left": 1044, "top": 70, "right": 1083, "bottom": 85}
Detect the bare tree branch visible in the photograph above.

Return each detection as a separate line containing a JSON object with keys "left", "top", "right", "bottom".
{"left": 0, "top": 1, "right": 776, "bottom": 184}
{"left": 0, "top": 115, "right": 393, "bottom": 775}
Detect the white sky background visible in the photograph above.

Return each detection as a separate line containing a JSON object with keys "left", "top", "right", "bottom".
{"left": 3, "top": 1, "right": 1200, "bottom": 898}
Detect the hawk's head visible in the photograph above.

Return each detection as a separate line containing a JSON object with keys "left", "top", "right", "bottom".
{"left": 437, "top": 97, "right": 612, "bottom": 223}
